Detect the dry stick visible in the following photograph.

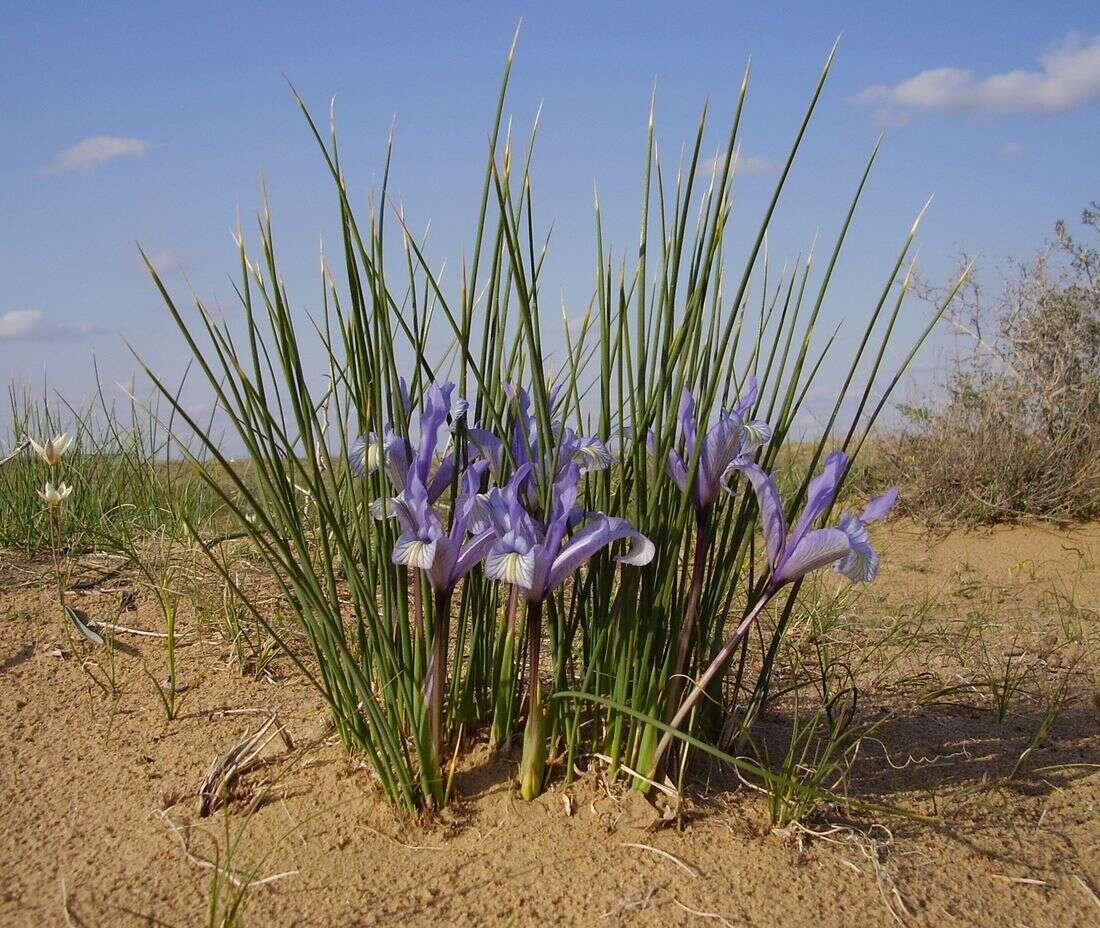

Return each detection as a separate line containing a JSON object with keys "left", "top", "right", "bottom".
{"left": 673, "top": 899, "right": 736, "bottom": 927}
{"left": 651, "top": 592, "right": 773, "bottom": 776}
{"left": 621, "top": 842, "right": 699, "bottom": 878}
{"left": 1077, "top": 875, "right": 1100, "bottom": 910}
{"left": 0, "top": 438, "right": 29, "bottom": 468}
{"left": 90, "top": 621, "right": 170, "bottom": 638}
{"left": 157, "top": 810, "right": 298, "bottom": 889}
{"left": 198, "top": 714, "right": 293, "bottom": 816}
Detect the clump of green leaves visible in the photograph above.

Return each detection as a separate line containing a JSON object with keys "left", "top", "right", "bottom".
{"left": 139, "top": 32, "right": 961, "bottom": 810}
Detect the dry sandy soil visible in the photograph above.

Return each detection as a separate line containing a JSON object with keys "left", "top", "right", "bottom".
{"left": 2, "top": 520, "right": 1098, "bottom": 927}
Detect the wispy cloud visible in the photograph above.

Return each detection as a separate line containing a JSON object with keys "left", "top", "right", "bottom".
{"left": 142, "top": 250, "right": 188, "bottom": 275}
{"left": 0, "top": 310, "right": 98, "bottom": 341}
{"left": 41, "top": 135, "right": 154, "bottom": 174}
{"left": 853, "top": 33, "right": 1100, "bottom": 118}
{"left": 697, "top": 152, "right": 775, "bottom": 177}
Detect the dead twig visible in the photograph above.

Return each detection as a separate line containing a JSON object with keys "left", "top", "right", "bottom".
{"left": 620, "top": 842, "right": 699, "bottom": 878}
{"left": 0, "top": 438, "right": 29, "bottom": 468}
{"left": 197, "top": 714, "right": 294, "bottom": 816}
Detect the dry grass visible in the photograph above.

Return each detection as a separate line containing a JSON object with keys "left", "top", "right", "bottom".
{"left": 883, "top": 202, "right": 1100, "bottom": 526}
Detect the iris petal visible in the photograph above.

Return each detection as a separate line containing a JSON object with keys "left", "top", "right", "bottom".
{"left": 774, "top": 527, "right": 851, "bottom": 584}
{"left": 485, "top": 547, "right": 536, "bottom": 590}
{"left": 392, "top": 533, "right": 438, "bottom": 570}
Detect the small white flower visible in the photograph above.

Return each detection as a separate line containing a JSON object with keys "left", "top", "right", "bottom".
{"left": 38, "top": 481, "right": 73, "bottom": 506}
{"left": 30, "top": 434, "right": 73, "bottom": 467}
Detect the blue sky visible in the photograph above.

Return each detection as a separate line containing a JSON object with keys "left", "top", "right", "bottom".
{"left": 3, "top": 1, "right": 1099, "bottom": 434}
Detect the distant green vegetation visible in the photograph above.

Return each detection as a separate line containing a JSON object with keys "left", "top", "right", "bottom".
{"left": 0, "top": 382, "right": 226, "bottom": 557}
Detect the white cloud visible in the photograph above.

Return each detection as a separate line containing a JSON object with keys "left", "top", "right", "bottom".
{"left": 1001, "top": 141, "right": 1024, "bottom": 158}
{"left": 698, "top": 152, "right": 775, "bottom": 177}
{"left": 142, "top": 250, "right": 188, "bottom": 275}
{"left": 739, "top": 154, "right": 775, "bottom": 175}
{"left": 41, "top": 135, "right": 154, "bottom": 174}
{"left": 872, "top": 108, "right": 911, "bottom": 129}
{"left": 853, "top": 33, "right": 1100, "bottom": 117}
{"left": 0, "top": 310, "right": 97, "bottom": 341}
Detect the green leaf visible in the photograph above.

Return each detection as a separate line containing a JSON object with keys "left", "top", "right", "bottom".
{"left": 65, "top": 606, "right": 105, "bottom": 646}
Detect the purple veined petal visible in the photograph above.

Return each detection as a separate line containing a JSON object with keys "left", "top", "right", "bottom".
{"left": 833, "top": 510, "right": 881, "bottom": 583}
{"left": 773, "top": 527, "right": 852, "bottom": 585}
{"left": 485, "top": 541, "right": 537, "bottom": 591}
{"left": 834, "top": 537, "right": 880, "bottom": 583}
{"left": 451, "top": 529, "right": 498, "bottom": 584}
{"left": 468, "top": 427, "right": 504, "bottom": 474}
{"left": 861, "top": 486, "right": 898, "bottom": 523}
{"left": 396, "top": 377, "right": 412, "bottom": 421}
{"left": 450, "top": 460, "right": 490, "bottom": 540}
{"left": 727, "top": 457, "right": 787, "bottom": 570}
{"left": 393, "top": 531, "right": 439, "bottom": 571}
{"left": 739, "top": 418, "right": 772, "bottom": 454}
{"left": 666, "top": 448, "right": 690, "bottom": 494}
{"left": 481, "top": 488, "right": 511, "bottom": 536}
{"left": 467, "top": 493, "right": 495, "bottom": 535}
{"left": 428, "top": 535, "right": 460, "bottom": 590}
{"left": 677, "top": 389, "right": 698, "bottom": 460}
{"left": 787, "top": 451, "right": 848, "bottom": 551}
{"left": 644, "top": 428, "right": 655, "bottom": 457}
{"left": 697, "top": 414, "right": 743, "bottom": 509}
{"left": 733, "top": 375, "right": 759, "bottom": 419}
{"left": 349, "top": 435, "right": 366, "bottom": 477}
{"left": 384, "top": 434, "right": 412, "bottom": 492}
{"left": 426, "top": 452, "right": 456, "bottom": 503}
{"left": 451, "top": 396, "right": 469, "bottom": 422}
{"left": 546, "top": 515, "right": 650, "bottom": 591}
{"left": 401, "top": 472, "right": 444, "bottom": 546}
{"left": 371, "top": 496, "right": 417, "bottom": 534}
{"left": 545, "top": 462, "right": 581, "bottom": 556}
{"left": 569, "top": 435, "right": 613, "bottom": 473}
{"left": 349, "top": 433, "right": 378, "bottom": 477}
{"left": 835, "top": 511, "right": 868, "bottom": 545}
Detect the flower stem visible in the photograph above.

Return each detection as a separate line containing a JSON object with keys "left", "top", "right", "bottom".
{"left": 429, "top": 585, "right": 453, "bottom": 774}
{"left": 650, "top": 589, "right": 774, "bottom": 779}
{"left": 519, "top": 597, "right": 547, "bottom": 800}
{"left": 490, "top": 585, "right": 520, "bottom": 748}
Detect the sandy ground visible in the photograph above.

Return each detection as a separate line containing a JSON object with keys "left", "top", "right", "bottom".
{"left": 1, "top": 520, "right": 1098, "bottom": 927}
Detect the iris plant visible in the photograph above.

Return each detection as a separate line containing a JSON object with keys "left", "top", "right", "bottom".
{"left": 369, "top": 382, "right": 489, "bottom": 802}
{"left": 146, "top": 44, "right": 954, "bottom": 811}
{"left": 654, "top": 379, "right": 771, "bottom": 764}
{"left": 651, "top": 450, "right": 897, "bottom": 775}
{"left": 482, "top": 460, "right": 653, "bottom": 798}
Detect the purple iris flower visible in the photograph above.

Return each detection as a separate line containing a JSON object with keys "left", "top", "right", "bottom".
{"left": 379, "top": 459, "right": 496, "bottom": 592}
{"left": 652, "top": 452, "right": 897, "bottom": 775}
{"left": 468, "top": 384, "right": 612, "bottom": 482}
{"left": 728, "top": 450, "right": 897, "bottom": 589}
{"left": 834, "top": 486, "right": 898, "bottom": 583}
{"left": 354, "top": 380, "right": 466, "bottom": 503}
{"left": 482, "top": 462, "right": 654, "bottom": 602}
{"left": 657, "top": 377, "right": 772, "bottom": 512}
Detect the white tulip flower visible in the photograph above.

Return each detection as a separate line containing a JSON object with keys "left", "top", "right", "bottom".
{"left": 30, "top": 434, "right": 73, "bottom": 467}
{"left": 38, "top": 481, "right": 73, "bottom": 506}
